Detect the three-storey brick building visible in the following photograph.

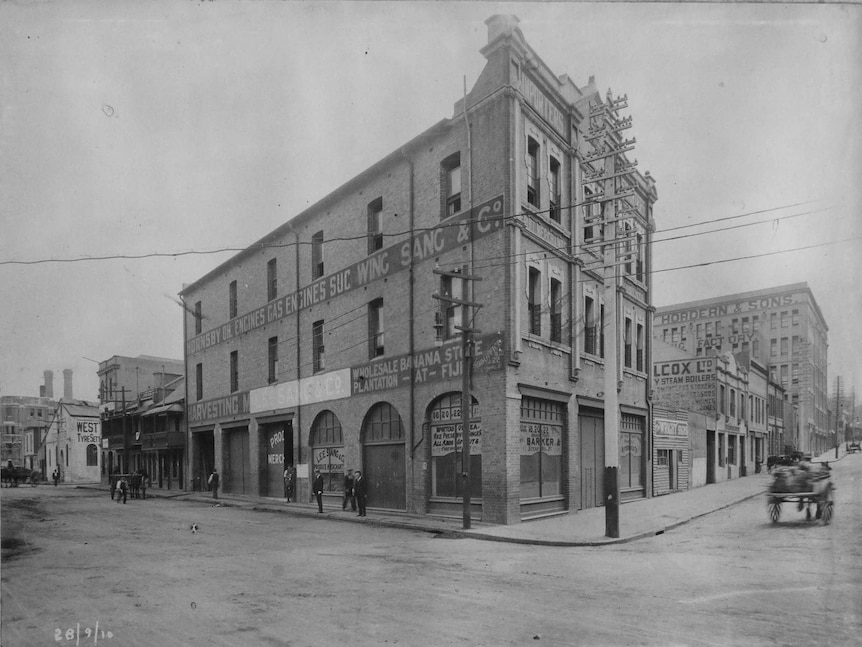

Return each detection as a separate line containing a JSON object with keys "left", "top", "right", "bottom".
{"left": 180, "top": 15, "right": 657, "bottom": 524}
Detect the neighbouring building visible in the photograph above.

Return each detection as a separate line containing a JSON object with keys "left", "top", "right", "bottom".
{"left": 179, "top": 15, "right": 657, "bottom": 524}
{"left": 654, "top": 283, "right": 828, "bottom": 454}
{"left": 97, "top": 355, "right": 183, "bottom": 477}
{"left": 652, "top": 342, "right": 769, "bottom": 488}
{"left": 1, "top": 394, "right": 53, "bottom": 475}
{"left": 139, "top": 375, "right": 186, "bottom": 490}
{"left": 45, "top": 399, "right": 101, "bottom": 484}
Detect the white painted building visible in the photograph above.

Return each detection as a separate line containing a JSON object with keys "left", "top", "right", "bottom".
{"left": 45, "top": 400, "right": 101, "bottom": 483}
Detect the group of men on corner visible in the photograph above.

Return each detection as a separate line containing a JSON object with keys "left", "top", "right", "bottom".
{"left": 313, "top": 468, "right": 366, "bottom": 517}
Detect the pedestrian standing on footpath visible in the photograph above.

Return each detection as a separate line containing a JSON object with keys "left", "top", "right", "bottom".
{"left": 313, "top": 469, "right": 325, "bottom": 513}
{"left": 115, "top": 476, "right": 128, "bottom": 504}
{"left": 52, "top": 468, "right": 59, "bottom": 487}
{"left": 141, "top": 470, "right": 149, "bottom": 500}
{"left": 208, "top": 468, "right": 220, "bottom": 500}
{"left": 342, "top": 469, "right": 356, "bottom": 511}
{"left": 354, "top": 470, "right": 367, "bottom": 517}
{"left": 284, "top": 465, "right": 295, "bottom": 502}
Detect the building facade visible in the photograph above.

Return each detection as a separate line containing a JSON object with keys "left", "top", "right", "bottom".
{"left": 97, "top": 355, "right": 183, "bottom": 477}
{"left": 1, "top": 395, "right": 54, "bottom": 474}
{"left": 179, "top": 15, "right": 657, "bottom": 524}
{"left": 654, "top": 283, "right": 828, "bottom": 454}
{"left": 44, "top": 400, "right": 101, "bottom": 484}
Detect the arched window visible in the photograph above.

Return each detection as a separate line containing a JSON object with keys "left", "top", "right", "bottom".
{"left": 428, "top": 394, "right": 481, "bottom": 498}
{"left": 364, "top": 403, "right": 405, "bottom": 443}
{"left": 86, "top": 444, "right": 98, "bottom": 467}
{"left": 310, "top": 411, "right": 344, "bottom": 492}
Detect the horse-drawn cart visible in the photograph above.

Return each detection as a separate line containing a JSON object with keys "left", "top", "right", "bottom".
{"left": 767, "top": 461, "right": 834, "bottom": 525}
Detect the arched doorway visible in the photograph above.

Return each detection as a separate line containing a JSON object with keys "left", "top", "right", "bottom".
{"left": 361, "top": 402, "right": 405, "bottom": 510}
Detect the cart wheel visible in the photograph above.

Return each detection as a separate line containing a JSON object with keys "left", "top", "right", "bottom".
{"left": 821, "top": 502, "right": 833, "bottom": 525}
{"left": 769, "top": 502, "right": 781, "bottom": 523}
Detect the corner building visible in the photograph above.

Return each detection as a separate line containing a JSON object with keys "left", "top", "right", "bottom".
{"left": 180, "top": 16, "right": 657, "bottom": 524}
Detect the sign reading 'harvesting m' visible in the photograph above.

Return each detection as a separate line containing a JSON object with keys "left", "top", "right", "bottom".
{"left": 186, "top": 195, "right": 505, "bottom": 356}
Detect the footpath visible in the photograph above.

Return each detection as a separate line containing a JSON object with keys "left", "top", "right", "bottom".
{"left": 96, "top": 449, "right": 850, "bottom": 547}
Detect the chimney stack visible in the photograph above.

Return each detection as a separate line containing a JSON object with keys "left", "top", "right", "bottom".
{"left": 485, "top": 15, "right": 520, "bottom": 45}
{"left": 44, "top": 370, "right": 54, "bottom": 399}
{"left": 63, "top": 369, "right": 73, "bottom": 400}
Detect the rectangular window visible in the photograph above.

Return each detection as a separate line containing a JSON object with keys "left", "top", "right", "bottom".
{"left": 440, "top": 272, "right": 463, "bottom": 340}
{"left": 791, "top": 309, "right": 799, "bottom": 326}
{"left": 600, "top": 304, "right": 605, "bottom": 358}
{"left": 230, "top": 351, "right": 238, "bottom": 393}
{"left": 728, "top": 435, "right": 737, "bottom": 465}
{"left": 731, "top": 318, "right": 739, "bottom": 334}
{"left": 780, "top": 337, "right": 789, "bottom": 357}
{"left": 229, "top": 280, "right": 237, "bottom": 319}
{"left": 584, "top": 296, "right": 597, "bottom": 355}
{"left": 368, "top": 299, "right": 384, "bottom": 358}
{"left": 752, "top": 315, "right": 760, "bottom": 332}
{"left": 636, "top": 233, "right": 644, "bottom": 282}
{"left": 442, "top": 153, "right": 461, "bottom": 217}
{"left": 656, "top": 449, "right": 670, "bottom": 467}
{"left": 311, "top": 231, "right": 324, "bottom": 279}
{"left": 582, "top": 186, "right": 598, "bottom": 244}
{"left": 526, "top": 137, "right": 540, "bottom": 208}
{"left": 636, "top": 323, "right": 644, "bottom": 372}
{"left": 741, "top": 316, "right": 749, "bottom": 334}
{"left": 770, "top": 338, "right": 778, "bottom": 358}
{"left": 624, "top": 222, "right": 633, "bottom": 275}
{"left": 268, "top": 337, "right": 278, "bottom": 384}
{"left": 624, "top": 317, "right": 633, "bottom": 368}
{"left": 528, "top": 267, "right": 541, "bottom": 336}
{"left": 730, "top": 388, "right": 736, "bottom": 417}
{"left": 267, "top": 258, "right": 277, "bottom": 301}
{"left": 549, "top": 156, "right": 561, "bottom": 223}
{"left": 770, "top": 312, "right": 777, "bottom": 330}
{"left": 367, "top": 197, "right": 383, "bottom": 254}
{"left": 194, "top": 301, "right": 202, "bottom": 335}
{"left": 313, "top": 320, "right": 325, "bottom": 372}
{"left": 720, "top": 384, "right": 726, "bottom": 415}
{"left": 549, "top": 278, "right": 562, "bottom": 343}
{"left": 780, "top": 311, "right": 788, "bottom": 328}
{"left": 195, "top": 363, "right": 203, "bottom": 401}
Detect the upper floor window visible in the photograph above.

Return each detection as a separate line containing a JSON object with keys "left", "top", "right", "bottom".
{"left": 584, "top": 296, "right": 598, "bottom": 356}
{"left": 194, "top": 301, "right": 202, "bottom": 335}
{"left": 635, "top": 233, "right": 644, "bottom": 282}
{"left": 548, "top": 156, "right": 561, "bottom": 223}
{"left": 442, "top": 153, "right": 461, "bottom": 218}
{"left": 528, "top": 267, "right": 541, "bottom": 336}
{"left": 311, "top": 231, "right": 324, "bottom": 279}
{"left": 526, "top": 137, "right": 540, "bottom": 208}
{"left": 624, "top": 317, "right": 633, "bottom": 368}
{"left": 438, "top": 272, "right": 463, "bottom": 341}
{"left": 623, "top": 222, "right": 633, "bottom": 275}
{"left": 229, "top": 280, "right": 238, "bottom": 319}
{"left": 267, "top": 259, "right": 277, "bottom": 301}
{"left": 550, "top": 278, "right": 562, "bottom": 343}
{"left": 268, "top": 336, "right": 278, "bottom": 384}
{"left": 312, "top": 320, "right": 325, "bottom": 372}
{"left": 367, "top": 197, "right": 384, "bottom": 254}
{"left": 230, "top": 351, "right": 239, "bottom": 393}
{"left": 636, "top": 323, "right": 644, "bottom": 372}
{"left": 791, "top": 309, "right": 799, "bottom": 326}
{"left": 195, "top": 363, "right": 203, "bottom": 401}
{"left": 368, "top": 299, "right": 385, "bottom": 358}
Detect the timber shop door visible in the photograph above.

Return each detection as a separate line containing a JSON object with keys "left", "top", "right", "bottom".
{"left": 578, "top": 412, "right": 605, "bottom": 509}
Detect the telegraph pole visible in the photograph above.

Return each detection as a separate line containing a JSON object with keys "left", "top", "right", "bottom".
{"left": 584, "top": 90, "right": 637, "bottom": 538}
{"left": 433, "top": 265, "right": 482, "bottom": 529}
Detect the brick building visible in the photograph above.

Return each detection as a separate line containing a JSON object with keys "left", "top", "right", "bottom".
{"left": 179, "top": 15, "right": 657, "bottom": 524}
{"left": 654, "top": 283, "right": 828, "bottom": 454}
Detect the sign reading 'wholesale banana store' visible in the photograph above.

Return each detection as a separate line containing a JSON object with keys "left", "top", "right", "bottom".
{"left": 186, "top": 195, "right": 505, "bottom": 356}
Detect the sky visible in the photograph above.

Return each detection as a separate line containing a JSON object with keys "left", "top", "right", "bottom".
{"left": 1, "top": 1, "right": 860, "bottom": 408}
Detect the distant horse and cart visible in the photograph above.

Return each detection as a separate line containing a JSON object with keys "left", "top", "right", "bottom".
{"left": 766, "top": 458, "right": 834, "bottom": 525}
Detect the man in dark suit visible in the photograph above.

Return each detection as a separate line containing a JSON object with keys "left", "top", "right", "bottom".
{"left": 353, "top": 470, "right": 367, "bottom": 517}
{"left": 313, "top": 470, "right": 325, "bottom": 513}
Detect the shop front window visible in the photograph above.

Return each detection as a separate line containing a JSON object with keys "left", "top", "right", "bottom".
{"left": 620, "top": 414, "right": 644, "bottom": 490}
{"left": 520, "top": 397, "right": 563, "bottom": 498}
{"left": 310, "top": 411, "right": 344, "bottom": 492}
{"left": 429, "top": 393, "right": 481, "bottom": 499}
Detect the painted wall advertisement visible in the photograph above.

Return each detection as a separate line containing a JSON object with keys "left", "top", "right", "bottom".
{"left": 652, "top": 358, "right": 716, "bottom": 415}
{"left": 431, "top": 422, "right": 482, "bottom": 457}
{"left": 74, "top": 418, "right": 101, "bottom": 445}
{"left": 351, "top": 333, "right": 504, "bottom": 396}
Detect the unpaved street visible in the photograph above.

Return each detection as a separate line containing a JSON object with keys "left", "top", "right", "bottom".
{"left": 3, "top": 457, "right": 861, "bottom": 647}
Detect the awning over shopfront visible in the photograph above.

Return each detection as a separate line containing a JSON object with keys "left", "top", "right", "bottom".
{"left": 142, "top": 403, "right": 183, "bottom": 417}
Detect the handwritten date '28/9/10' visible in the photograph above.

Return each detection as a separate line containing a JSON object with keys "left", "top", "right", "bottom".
{"left": 55, "top": 623, "right": 114, "bottom": 643}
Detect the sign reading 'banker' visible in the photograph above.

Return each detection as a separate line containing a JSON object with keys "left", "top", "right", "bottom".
{"left": 187, "top": 195, "right": 506, "bottom": 356}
